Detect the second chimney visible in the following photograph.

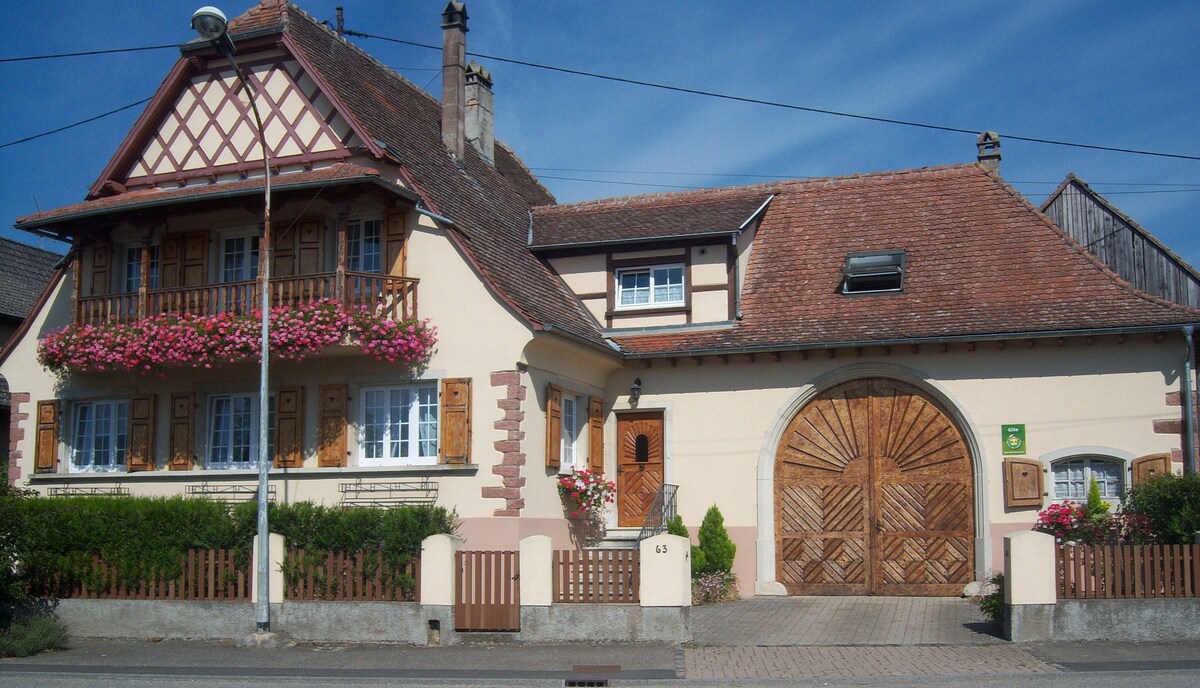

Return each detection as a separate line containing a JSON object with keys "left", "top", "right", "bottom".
{"left": 441, "top": 2, "right": 468, "bottom": 160}
{"left": 977, "top": 131, "right": 1001, "bottom": 174}
{"left": 465, "top": 62, "right": 494, "bottom": 165}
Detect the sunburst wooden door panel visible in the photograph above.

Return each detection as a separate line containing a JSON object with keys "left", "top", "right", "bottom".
{"left": 776, "top": 379, "right": 974, "bottom": 596}
{"left": 616, "top": 412, "right": 664, "bottom": 528}
{"left": 776, "top": 381, "right": 872, "bottom": 594}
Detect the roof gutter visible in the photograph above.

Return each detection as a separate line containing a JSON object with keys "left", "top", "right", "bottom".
{"left": 536, "top": 323, "right": 624, "bottom": 359}
{"left": 16, "top": 176, "right": 419, "bottom": 233}
{"left": 1184, "top": 325, "right": 1196, "bottom": 475}
{"left": 529, "top": 230, "right": 739, "bottom": 253}
{"left": 621, "top": 324, "right": 1200, "bottom": 360}
{"left": 740, "top": 194, "right": 775, "bottom": 230}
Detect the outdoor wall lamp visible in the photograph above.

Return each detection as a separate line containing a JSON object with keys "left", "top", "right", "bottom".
{"left": 630, "top": 377, "right": 642, "bottom": 405}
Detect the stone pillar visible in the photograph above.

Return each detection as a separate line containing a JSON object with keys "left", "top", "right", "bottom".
{"left": 420, "top": 533, "right": 463, "bottom": 606}
{"left": 519, "top": 535, "right": 552, "bottom": 606}
{"left": 639, "top": 533, "right": 691, "bottom": 607}
{"left": 1004, "top": 531, "right": 1056, "bottom": 605}
{"left": 251, "top": 532, "right": 285, "bottom": 604}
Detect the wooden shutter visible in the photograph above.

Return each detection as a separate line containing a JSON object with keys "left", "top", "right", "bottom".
{"left": 168, "top": 393, "right": 195, "bottom": 470}
{"left": 273, "top": 386, "right": 305, "bottom": 468}
{"left": 296, "top": 219, "right": 322, "bottom": 275}
{"left": 181, "top": 233, "right": 208, "bottom": 287}
{"left": 385, "top": 210, "right": 407, "bottom": 276}
{"left": 34, "top": 400, "right": 59, "bottom": 473}
{"left": 318, "top": 384, "right": 347, "bottom": 467}
{"left": 1003, "top": 457, "right": 1044, "bottom": 508}
{"left": 160, "top": 235, "right": 183, "bottom": 288}
{"left": 588, "top": 396, "right": 604, "bottom": 474}
{"left": 272, "top": 225, "right": 296, "bottom": 278}
{"left": 440, "top": 378, "right": 472, "bottom": 464}
{"left": 545, "top": 383, "right": 562, "bottom": 470}
{"left": 126, "top": 394, "right": 157, "bottom": 472}
{"left": 1131, "top": 453, "right": 1172, "bottom": 486}
{"left": 89, "top": 242, "right": 112, "bottom": 296}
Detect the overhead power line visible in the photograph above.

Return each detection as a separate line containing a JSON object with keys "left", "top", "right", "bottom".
{"left": 0, "top": 44, "right": 178, "bottom": 63}
{"left": 347, "top": 29, "right": 1200, "bottom": 163}
{"left": 0, "top": 97, "right": 151, "bottom": 150}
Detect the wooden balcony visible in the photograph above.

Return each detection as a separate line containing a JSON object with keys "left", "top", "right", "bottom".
{"left": 76, "top": 272, "right": 418, "bottom": 326}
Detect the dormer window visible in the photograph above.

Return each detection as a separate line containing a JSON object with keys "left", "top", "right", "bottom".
{"left": 842, "top": 250, "right": 905, "bottom": 294}
{"left": 616, "top": 264, "right": 685, "bottom": 309}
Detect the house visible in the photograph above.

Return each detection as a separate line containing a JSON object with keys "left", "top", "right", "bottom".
{"left": 0, "top": 237, "right": 62, "bottom": 477}
{"left": 3, "top": 0, "right": 1197, "bottom": 599}
{"left": 1040, "top": 173, "right": 1200, "bottom": 309}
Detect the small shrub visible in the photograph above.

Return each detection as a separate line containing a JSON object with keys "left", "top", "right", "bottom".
{"left": 665, "top": 515, "right": 705, "bottom": 575}
{"left": 694, "top": 505, "right": 736, "bottom": 576}
{"left": 0, "top": 611, "right": 69, "bottom": 658}
{"left": 975, "top": 572, "right": 1005, "bottom": 625}
{"left": 1123, "top": 473, "right": 1200, "bottom": 544}
{"left": 1085, "top": 478, "right": 1110, "bottom": 518}
{"left": 692, "top": 571, "right": 739, "bottom": 605}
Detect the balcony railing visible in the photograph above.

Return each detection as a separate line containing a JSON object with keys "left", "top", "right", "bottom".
{"left": 76, "top": 271, "right": 418, "bottom": 326}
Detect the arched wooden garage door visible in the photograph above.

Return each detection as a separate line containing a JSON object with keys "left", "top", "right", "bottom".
{"left": 775, "top": 379, "right": 974, "bottom": 596}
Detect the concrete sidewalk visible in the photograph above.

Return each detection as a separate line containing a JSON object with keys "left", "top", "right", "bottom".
{"left": 5, "top": 637, "right": 1200, "bottom": 684}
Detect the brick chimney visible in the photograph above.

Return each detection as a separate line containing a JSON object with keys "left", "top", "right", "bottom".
{"left": 977, "top": 131, "right": 1001, "bottom": 174}
{"left": 441, "top": 2, "right": 468, "bottom": 160}
{"left": 465, "top": 62, "right": 494, "bottom": 165}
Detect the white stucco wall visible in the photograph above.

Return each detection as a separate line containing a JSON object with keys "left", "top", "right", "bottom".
{"left": 604, "top": 335, "right": 1185, "bottom": 595}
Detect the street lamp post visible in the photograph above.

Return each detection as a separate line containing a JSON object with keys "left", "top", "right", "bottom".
{"left": 192, "top": 6, "right": 274, "bottom": 633}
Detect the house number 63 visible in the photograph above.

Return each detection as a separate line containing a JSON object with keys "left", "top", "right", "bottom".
{"left": 655, "top": 544, "right": 668, "bottom": 554}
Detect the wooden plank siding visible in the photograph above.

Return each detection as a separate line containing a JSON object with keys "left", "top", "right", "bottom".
{"left": 552, "top": 549, "right": 640, "bottom": 603}
{"left": 1056, "top": 544, "right": 1200, "bottom": 599}
{"left": 26, "top": 549, "right": 249, "bottom": 601}
{"left": 284, "top": 549, "right": 420, "bottom": 601}
{"left": 1042, "top": 179, "right": 1200, "bottom": 308}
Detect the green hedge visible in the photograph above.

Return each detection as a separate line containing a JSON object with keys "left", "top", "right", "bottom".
{"left": 1124, "top": 473, "right": 1200, "bottom": 544}
{"left": 12, "top": 496, "right": 454, "bottom": 593}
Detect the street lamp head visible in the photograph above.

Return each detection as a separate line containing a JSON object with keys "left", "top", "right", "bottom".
{"left": 191, "top": 6, "right": 229, "bottom": 41}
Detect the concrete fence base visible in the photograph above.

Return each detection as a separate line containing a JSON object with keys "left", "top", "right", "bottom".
{"left": 1007, "top": 598, "right": 1200, "bottom": 642}
{"left": 51, "top": 600, "right": 689, "bottom": 644}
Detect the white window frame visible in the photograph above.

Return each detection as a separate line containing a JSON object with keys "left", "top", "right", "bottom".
{"left": 1050, "top": 455, "right": 1125, "bottom": 504}
{"left": 220, "top": 232, "right": 260, "bottom": 283}
{"left": 614, "top": 264, "right": 685, "bottom": 310}
{"left": 122, "top": 245, "right": 160, "bottom": 293}
{"left": 70, "top": 399, "right": 129, "bottom": 473}
{"left": 358, "top": 383, "right": 439, "bottom": 467}
{"left": 561, "top": 394, "right": 579, "bottom": 470}
{"left": 206, "top": 393, "right": 272, "bottom": 470}
{"left": 347, "top": 218, "right": 383, "bottom": 274}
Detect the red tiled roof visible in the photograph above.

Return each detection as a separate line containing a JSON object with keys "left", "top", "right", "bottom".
{"left": 613, "top": 164, "right": 1199, "bottom": 356}
{"left": 227, "top": 0, "right": 288, "bottom": 34}
{"left": 15, "top": 163, "right": 385, "bottom": 227}
{"left": 280, "top": 4, "right": 603, "bottom": 345}
{"left": 531, "top": 186, "right": 772, "bottom": 248}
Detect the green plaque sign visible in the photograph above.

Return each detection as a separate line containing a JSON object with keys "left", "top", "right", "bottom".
{"left": 1002, "top": 424, "right": 1026, "bottom": 455}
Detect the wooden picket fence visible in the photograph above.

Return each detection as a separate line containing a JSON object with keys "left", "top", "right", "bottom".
{"left": 1057, "top": 544, "right": 1200, "bottom": 599}
{"left": 552, "top": 549, "right": 640, "bottom": 604}
{"left": 27, "top": 549, "right": 249, "bottom": 601}
{"left": 284, "top": 549, "right": 420, "bottom": 601}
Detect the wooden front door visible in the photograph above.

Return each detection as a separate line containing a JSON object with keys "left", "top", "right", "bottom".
{"left": 616, "top": 411, "right": 665, "bottom": 528}
{"left": 775, "top": 379, "right": 974, "bottom": 596}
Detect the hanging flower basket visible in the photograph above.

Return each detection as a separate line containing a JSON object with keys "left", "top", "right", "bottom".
{"left": 557, "top": 467, "right": 615, "bottom": 520}
{"left": 37, "top": 299, "right": 436, "bottom": 375}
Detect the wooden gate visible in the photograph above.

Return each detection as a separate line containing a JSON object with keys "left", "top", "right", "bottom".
{"left": 455, "top": 550, "right": 520, "bottom": 631}
{"left": 775, "top": 379, "right": 974, "bottom": 596}
{"left": 616, "top": 411, "right": 665, "bottom": 527}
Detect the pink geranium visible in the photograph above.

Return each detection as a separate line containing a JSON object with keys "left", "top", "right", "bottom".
{"left": 37, "top": 300, "right": 436, "bottom": 375}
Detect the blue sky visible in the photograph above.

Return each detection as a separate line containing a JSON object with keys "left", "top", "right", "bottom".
{"left": 1, "top": 1, "right": 1197, "bottom": 266}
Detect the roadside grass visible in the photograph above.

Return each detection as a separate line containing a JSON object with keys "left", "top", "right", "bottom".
{"left": 0, "top": 612, "right": 69, "bottom": 658}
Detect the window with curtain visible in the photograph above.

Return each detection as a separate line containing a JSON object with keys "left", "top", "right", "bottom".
{"left": 360, "top": 383, "right": 439, "bottom": 466}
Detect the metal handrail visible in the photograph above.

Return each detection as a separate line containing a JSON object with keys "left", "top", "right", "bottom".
{"left": 637, "top": 483, "right": 678, "bottom": 542}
